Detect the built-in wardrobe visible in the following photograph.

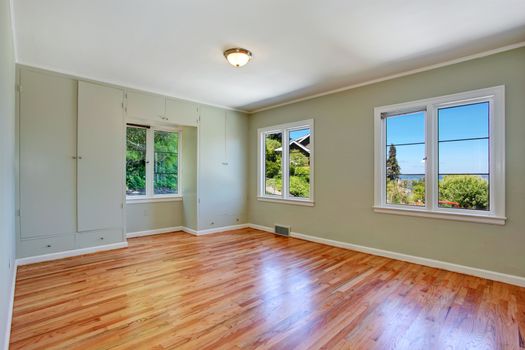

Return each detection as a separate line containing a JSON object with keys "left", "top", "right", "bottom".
{"left": 17, "top": 69, "right": 126, "bottom": 257}
{"left": 16, "top": 66, "right": 248, "bottom": 259}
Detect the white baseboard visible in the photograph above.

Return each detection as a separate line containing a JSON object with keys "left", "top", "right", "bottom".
{"left": 3, "top": 263, "right": 16, "bottom": 350}
{"left": 126, "top": 224, "right": 250, "bottom": 237}
{"left": 181, "top": 226, "right": 199, "bottom": 235}
{"left": 247, "top": 223, "right": 274, "bottom": 233}
{"left": 185, "top": 224, "right": 250, "bottom": 236}
{"left": 16, "top": 241, "right": 129, "bottom": 266}
{"left": 247, "top": 223, "right": 525, "bottom": 288}
{"left": 126, "top": 226, "right": 183, "bottom": 238}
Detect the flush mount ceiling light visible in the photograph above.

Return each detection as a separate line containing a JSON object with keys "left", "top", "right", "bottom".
{"left": 224, "top": 48, "right": 252, "bottom": 67}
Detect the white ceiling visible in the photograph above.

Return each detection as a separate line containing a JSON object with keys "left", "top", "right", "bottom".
{"left": 12, "top": 0, "right": 525, "bottom": 112}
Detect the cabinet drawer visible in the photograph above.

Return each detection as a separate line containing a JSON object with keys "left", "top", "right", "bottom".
{"left": 76, "top": 229, "right": 124, "bottom": 249}
{"left": 18, "top": 235, "right": 75, "bottom": 258}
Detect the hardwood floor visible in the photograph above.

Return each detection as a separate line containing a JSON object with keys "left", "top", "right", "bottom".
{"left": 10, "top": 229, "right": 525, "bottom": 350}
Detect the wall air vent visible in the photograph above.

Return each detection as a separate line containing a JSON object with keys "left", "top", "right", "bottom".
{"left": 274, "top": 225, "right": 290, "bottom": 237}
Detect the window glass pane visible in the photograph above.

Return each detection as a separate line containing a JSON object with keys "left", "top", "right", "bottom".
{"left": 439, "top": 139, "right": 488, "bottom": 174}
{"left": 126, "top": 127, "right": 146, "bottom": 196}
{"left": 154, "top": 131, "right": 178, "bottom": 195}
{"left": 386, "top": 111, "right": 425, "bottom": 145}
{"left": 288, "top": 128, "right": 311, "bottom": 198}
{"left": 265, "top": 132, "right": 282, "bottom": 196}
{"left": 385, "top": 112, "right": 425, "bottom": 206}
{"left": 438, "top": 104, "right": 489, "bottom": 211}
{"left": 438, "top": 102, "right": 489, "bottom": 141}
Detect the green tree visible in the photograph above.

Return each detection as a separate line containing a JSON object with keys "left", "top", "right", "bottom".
{"left": 439, "top": 175, "right": 488, "bottom": 210}
{"left": 265, "top": 137, "right": 282, "bottom": 179}
{"left": 265, "top": 135, "right": 283, "bottom": 194}
{"left": 386, "top": 145, "right": 401, "bottom": 181}
{"left": 154, "top": 131, "right": 178, "bottom": 193}
{"left": 126, "top": 127, "right": 147, "bottom": 194}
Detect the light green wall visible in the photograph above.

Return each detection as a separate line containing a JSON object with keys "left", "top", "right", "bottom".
{"left": 0, "top": 0, "right": 16, "bottom": 345}
{"left": 182, "top": 126, "right": 198, "bottom": 230}
{"left": 198, "top": 107, "right": 248, "bottom": 230}
{"left": 126, "top": 201, "right": 183, "bottom": 233}
{"left": 248, "top": 47, "right": 525, "bottom": 277}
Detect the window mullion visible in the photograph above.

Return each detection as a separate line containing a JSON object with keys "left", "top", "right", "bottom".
{"left": 146, "top": 128, "right": 154, "bottom": 197}
{"left": 426, "top": 105, "right": 437, "bottom": 211}
{"left": 282, "top": 128, "right": 289, "bottom": 199}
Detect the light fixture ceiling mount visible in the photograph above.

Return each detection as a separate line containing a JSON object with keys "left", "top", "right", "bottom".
{"left": 224, "top": 48, "right": 252, "bottom": 68}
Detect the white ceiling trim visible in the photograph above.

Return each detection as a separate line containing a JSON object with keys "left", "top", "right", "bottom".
{"left": 249, "top": 41, "right": 525, "bottom": 114}
{"left": 15, "top": 61, "right": 249, "bottom": 114}
{"left": 8, "top": 0, "right": 17, "bottom": 60}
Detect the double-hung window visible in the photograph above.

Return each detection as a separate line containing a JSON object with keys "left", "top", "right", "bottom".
{"left": 374, "top": 86, "right": 505, "bottom": 224}
{"left": 126, "top": 124, "right": 181, "bottom": 201}
{"left": 258, "top": 119, "right": 314, "bottom": 205}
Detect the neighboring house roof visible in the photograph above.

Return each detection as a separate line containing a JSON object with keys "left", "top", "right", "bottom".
{"left": 275, "top": 134, "right": 310, "bottom": 154}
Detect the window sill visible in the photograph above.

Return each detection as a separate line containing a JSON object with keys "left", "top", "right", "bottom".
{"left": 127, "top": 196, "right": 183, "bottom": 204}
{"left": 257, "top": 196, "right": 314, "bottom": 207}
{"left": 373, "top": 206, "right": 506, "bottom": 225}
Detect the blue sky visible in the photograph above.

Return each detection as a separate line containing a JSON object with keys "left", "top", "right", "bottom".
{"left": 386, "top": 102, "right": 489, "bottom": 175}
{"left": 290, "top": 128, "right": 310, "bottom": 141}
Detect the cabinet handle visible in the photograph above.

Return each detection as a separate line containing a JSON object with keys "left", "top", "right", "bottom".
{"left": 78, "top": 156, "right": 83, "bottom": 159}
{"left": 72, "top": 156, "right": 77, "bottom": 159}
{"left": 99, "top": 237, "right": 104, "bottom": 240}
{"left": 46, "top": 244, "right": 52, "bottom": 248}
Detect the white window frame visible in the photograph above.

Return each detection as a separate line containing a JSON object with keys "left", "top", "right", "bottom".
{"left": 374, "top": 86, "right": 505, "bottom": 225}
{"left": 126, "top": 124, "right": 183, "bottom": 203}
{"left": 257, "top": 119, "right": 314, "bottom": 206}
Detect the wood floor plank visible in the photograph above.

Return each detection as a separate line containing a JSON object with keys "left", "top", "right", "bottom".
{"left": 10, "top": 229, "right": 525, "bottom": 350}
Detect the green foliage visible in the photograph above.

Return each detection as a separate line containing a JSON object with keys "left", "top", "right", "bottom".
{"left": 289, "top": 175, "right": 310, "bottom": 197}
{"left": 386, "top": 145, "right": 401, "bottom": 181}
{"left": 154, "top": 131, "right": 178, "bottom": 194}
{"left": 386, "top": 179, "right": 408, "bottom": 204}
{"left": 126, "top": 127, "right": 146, "bottom": 194}
{"left": 265, "top": 136, "right": 282, "bottom": 179}
{"left": 289, "top": 149, "right": 310, "bottom": 197}
{"left": 126, "top": 128, "right": 179, "bottom": 195}
{"left": 439, "top": 175, "right": 488, "bottom": 210}
{"left": 412, "top": 179, "right": 425, "bottom": 204}
{"left": 264, "top": 135, "right": 283, "bottom": 194}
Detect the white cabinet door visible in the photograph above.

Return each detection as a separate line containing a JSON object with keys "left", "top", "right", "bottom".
{"left": 19, "top": 70, "right": 77, "bottom": 238}
{"left": 165, "top": 98, "right": 199, "bottom": 126}
{"left": 126, "top": 90, "right": 165, "bottom": 122}
{"left": 77, "top": 81, "right": 124, "bottom": 232}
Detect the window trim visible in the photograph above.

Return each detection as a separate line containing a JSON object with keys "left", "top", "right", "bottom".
{"left": 374, "top": 86, "right": 505, "bottom": 225}
{"left": 257, "top": 119, "right": 314, "bottom": 205}
{"left": 126, "top": 123, "right": 182, "bottom": 202}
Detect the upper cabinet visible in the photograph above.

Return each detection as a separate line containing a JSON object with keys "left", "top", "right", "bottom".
{"left": 126, "top": 90, "right": 165, "bottom": 122}
{"left": 126, "top": 91, "right": 199, "bottom": 126}
{"left": 165, "top": 97, "right": 199, "bottom": 126}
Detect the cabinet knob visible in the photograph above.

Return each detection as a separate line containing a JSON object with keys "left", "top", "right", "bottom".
{"left": 72, "top": 156, "right": 77, "bottom": 159}
{"left": 78, "top": 156, "right": 83, "bottom": 160}
{"left": 99, "top": 237, "right": 104, "bottom": 240}
{"left": 46, "top": 244, "right": 52, "bottom": 248}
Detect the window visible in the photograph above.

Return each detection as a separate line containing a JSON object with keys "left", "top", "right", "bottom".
{"left": 126, "top": 125, "right": 181, "bottom": 200}
{"left": 258, "top": 119, "right": 314, "bottom": 205}
{"left": 374, "top": 86, "right": 505, "bottom": 224}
